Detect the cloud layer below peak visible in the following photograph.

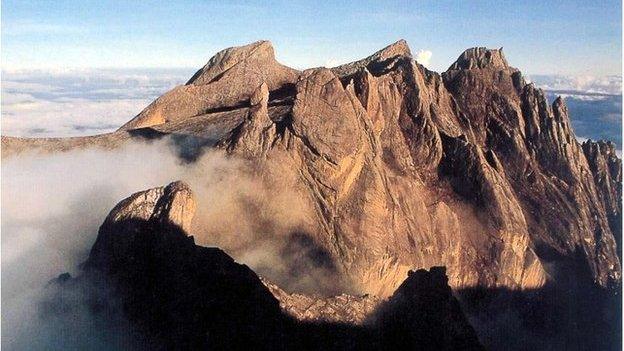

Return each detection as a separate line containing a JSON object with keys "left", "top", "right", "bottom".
{"left": 1, "top": 68, "right": 192, "bottom": 137}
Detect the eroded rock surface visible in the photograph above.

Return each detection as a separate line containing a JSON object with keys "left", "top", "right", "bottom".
{"left": 582, "top": 139, "right": 622, "bottom": 251}
{"left": 87, "top": 181, "right": 196, "bottom": 269}
{"left": 217, "top": 41, "right": 620, "bottom": 296}
{"left": 119, "top": 40, "right": 299, "bottom": 130}
{"left": 263, "top": 279, "right": 381, "bottom": 325}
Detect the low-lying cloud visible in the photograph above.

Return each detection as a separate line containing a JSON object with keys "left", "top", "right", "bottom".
{"left": 529, "top": 74, "right": 622, "bottom": 95}
{"left": 1, "top": 138, "right": 333, "bottom": 349}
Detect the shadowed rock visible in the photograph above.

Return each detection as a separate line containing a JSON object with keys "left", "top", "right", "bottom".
{"left": 46, "top": 181, "right": 484, "bottom": 350}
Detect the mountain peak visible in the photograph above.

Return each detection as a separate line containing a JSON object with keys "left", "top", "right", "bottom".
{"left": 447, "top": 47, "right": 509, "bottom": 71}
{"left": 331, "top": 39, "right": 412, "bottom": 77}
{"left": 375, "top": 39, "right": 412, "bottom": 59}
{"left": 186, "top": 40, "right": 276, "bottom": 85}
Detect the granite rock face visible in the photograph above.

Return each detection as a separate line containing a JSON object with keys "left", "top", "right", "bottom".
{"left": 87, "top": 181, "right": 196, "bottom": 269}
{"left": 119, "top": 40, "right": 299, "bottom": 130}
{"left": 81, "top": 181, "right": 290, "bottom": 349}
{"left": 218, "top": 40, "right": 620, "bottom": 295}
{"left": 263, "top": 279, "right": 381, "bottom": 325}
{"left": 582, "top": 139, "right": 622, "bottom": 250}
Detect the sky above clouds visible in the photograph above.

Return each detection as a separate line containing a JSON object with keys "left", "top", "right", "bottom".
{"left": 1, "top": 0, "right": 622, "bottom": 75}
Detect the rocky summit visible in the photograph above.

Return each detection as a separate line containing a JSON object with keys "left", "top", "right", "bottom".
{"left": 6, "top": 40, "right": 621, "bottom": 350}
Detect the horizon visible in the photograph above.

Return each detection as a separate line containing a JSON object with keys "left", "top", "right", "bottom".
{"left": 2, "top": 49, "right": 621, "bottom": 150}
{"left": 1, "top": 0, "right": 622, "bottom": 76}
{"left": 1, "top": 40, "right": 624, "bottom": 79}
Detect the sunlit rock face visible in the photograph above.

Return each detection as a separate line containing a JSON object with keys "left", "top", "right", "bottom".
{"left": 202, "top": 40, "right": 619, "bottom": 295}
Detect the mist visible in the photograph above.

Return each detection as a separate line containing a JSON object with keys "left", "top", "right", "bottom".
{"left": 1, "top": 138, "right": 326, "bottom": 349}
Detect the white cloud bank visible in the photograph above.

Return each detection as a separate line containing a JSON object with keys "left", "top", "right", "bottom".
{"left": 1, "top": 140, "right": 316, "bottom": 349}
{"left": 1, "top": 68, "right": 192, "bottom": 137}
{"left": 528, "top": 74, "right": 622, "bottom": 96}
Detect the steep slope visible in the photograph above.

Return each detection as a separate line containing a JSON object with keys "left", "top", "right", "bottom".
{"left": 220, "top": 42, "right": 620, "bottom": 296}
{"left": 442, "top": 51, "right": 620, "bottom": 287}
{"left": 582, "top": 139, "right": 623, "bottom": 251}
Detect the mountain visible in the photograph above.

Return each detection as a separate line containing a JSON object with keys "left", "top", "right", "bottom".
{"left": 4, "top": 40, "right": 621, "bottom": 349}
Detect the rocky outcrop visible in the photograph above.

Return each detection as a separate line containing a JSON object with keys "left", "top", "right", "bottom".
{"left": 330, "top": 39, "right": 412, "bottom": 78}
{"left": 87, "top": 181, "right": 196, "bottom": 269}
{"left": 46, "top": 181, "right": 483, "bottom": 350}
{"left": 263, "top": 279, "right": 380, "bottom": 325}
{"left": 220, "top": 43, "right": 569, "bottom": 295}
{"left": 82, "top": 182, "right": 290, "bottom": 349}
{"left": 372, "top": 267, "right": 484, "bottom": 350}
{"left": 442, "top": 52, "right": 620, "bottom": 287}
{"left": 447, "top": 47, "right": 509, "bottom": 71}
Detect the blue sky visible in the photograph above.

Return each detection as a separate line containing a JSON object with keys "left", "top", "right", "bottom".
{"left": 1, "top": 0, "right": 622, "bottom": 75}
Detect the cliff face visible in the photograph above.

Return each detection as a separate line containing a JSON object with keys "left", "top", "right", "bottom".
{"left": 582, "top": 140, "right": 623, "bottom": 251}
{"left": 215, "top": 43, "right": 545, "bottom": 295}
{"left": 4, "top": 40, "right": 620, "bottom": 298}
{"left": 119, "top": 41, "right": 299, "bottom": 130}
{"left": 175, "top": 40, "right": 619, "bottom": 295}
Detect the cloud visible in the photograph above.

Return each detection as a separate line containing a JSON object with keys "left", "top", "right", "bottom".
{"left": 529, "top": 74, "right": 622, "bottom": 95}
{"left": 1, "top": 138, "right": 330, "bottom": 348}
{"left": 324, "top": 58, "right": 342, "bottom": 67}
{"left": 415, "top": 50, "right": 432, "bottom": 67}
{"left": 2, "top": 141, "right": 188, "bottom": 349}
{"left": 1, "top": 68, "right": 191, "bottom": 137}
